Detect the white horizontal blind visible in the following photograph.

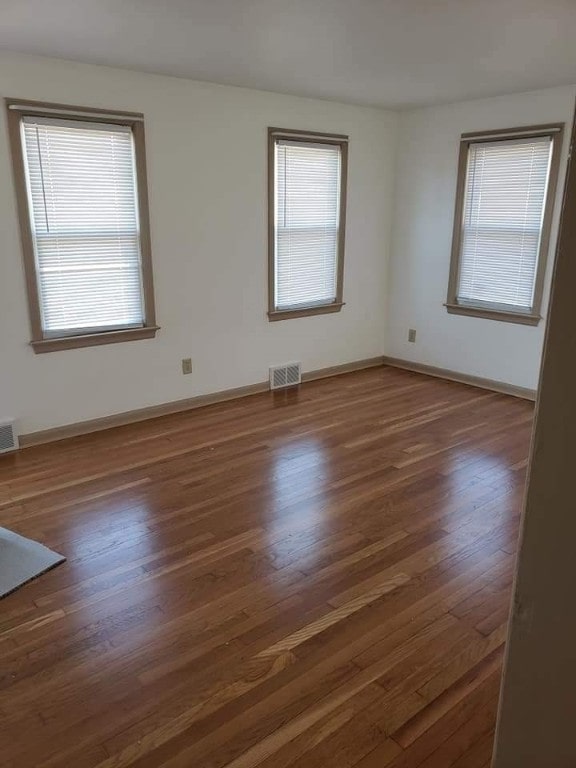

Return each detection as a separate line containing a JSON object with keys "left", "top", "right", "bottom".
{"left": 21, "top": 116, "right": 145, "bottom": 337}
{"left": 275, "top": 140, "right": 341, "bottom": 310}
{"left": 457, "top": 136, "right": 553, "bottom": 312}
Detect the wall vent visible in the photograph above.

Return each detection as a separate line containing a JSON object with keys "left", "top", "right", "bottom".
{"left": 269, "top": 362, "right": 302, "bottom": 390}
{"left": 0, "top": 420, "right": 18, "bottom": 454}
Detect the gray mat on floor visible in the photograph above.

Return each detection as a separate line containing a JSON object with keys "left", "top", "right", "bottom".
{"left": 0, "top": 527, "right": 65, "bottom": 598}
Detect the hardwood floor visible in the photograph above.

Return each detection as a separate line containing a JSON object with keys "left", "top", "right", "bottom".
{"left": 0, "top": 366, "right": 533, "bottom": 768}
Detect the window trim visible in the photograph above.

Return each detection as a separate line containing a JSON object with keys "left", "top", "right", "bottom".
{"left": 446, "top": 123, "right": 564, "bottom": 326}
{"left": 5, "top": 98, "right": 159, "bottom": 353}
{"left": 267, "top": 127, "right": 348, "bottom": 321}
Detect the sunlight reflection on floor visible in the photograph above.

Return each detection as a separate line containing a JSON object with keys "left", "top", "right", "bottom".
{"left": 266, "top": 436, "right": 330, "bottom": 561}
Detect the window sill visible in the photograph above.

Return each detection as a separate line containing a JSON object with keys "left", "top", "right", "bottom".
{"left": 445, "top": 303, "right": 541, "bottom": 326}
{"left": 30, "top": 325, "right": 160, "bottom": 353}
{"left": 268, "top": 302, "right": 345, "bottom": 322}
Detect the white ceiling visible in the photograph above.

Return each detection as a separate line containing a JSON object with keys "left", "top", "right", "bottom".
{"left": 1, "top": 0, "right": 576, "bottom": 109}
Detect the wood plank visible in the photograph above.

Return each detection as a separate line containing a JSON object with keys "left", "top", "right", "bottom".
{"left": 0, "top": 366, "right": 532, "bottom": 767}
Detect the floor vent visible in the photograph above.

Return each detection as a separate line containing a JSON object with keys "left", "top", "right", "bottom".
{"left": 0, "top": 420, "right": 19, "bottom": 454}
{"left": 269, "top": 362, "right": 302, "bottom": 390}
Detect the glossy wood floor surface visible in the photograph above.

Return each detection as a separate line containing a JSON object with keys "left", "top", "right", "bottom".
{"left": 0, "top": 366, "right": 534, "bottom": 768}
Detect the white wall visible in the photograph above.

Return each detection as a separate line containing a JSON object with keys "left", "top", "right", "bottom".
{"left": 0, "top": 52, "right": 398, "bottom": 434}
{"left": 1, "top": 53, "right": 573, "bottom": 436}
{"left": 385, "top": 86, "right": 576, "bottom": 390}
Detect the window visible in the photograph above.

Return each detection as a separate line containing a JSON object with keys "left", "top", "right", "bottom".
{"left": 446, "top": 124, "right": 563, "bottom": 325}
{"left": 268, "top": 127, "right": 348, "bottom": 320}
{"left": 6, "top": 99, "right": 157, "bottom": 352}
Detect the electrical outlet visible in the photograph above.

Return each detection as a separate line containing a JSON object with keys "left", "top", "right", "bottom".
{"left": 408, "top": 329, "right": 417, "bottom": 343}
{"left": 181, "top": 358, "right": 193, "bottom": 375}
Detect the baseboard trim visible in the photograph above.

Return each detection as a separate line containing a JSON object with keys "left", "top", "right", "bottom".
{"left": 19, "top": 356, "right": 385, "bottom": 448}
{"left": 382, "top": 356, "right": 537, "bottom": 402}
{"left": 303, "top": 356, "right": 384, "bottom": 383}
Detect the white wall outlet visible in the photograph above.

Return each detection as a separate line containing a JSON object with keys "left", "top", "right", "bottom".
{"left": 408, "top": 329, "right": 417, "bottom": 343}
{"left": 181, "top": 358, "right": 193, "bottom": 375}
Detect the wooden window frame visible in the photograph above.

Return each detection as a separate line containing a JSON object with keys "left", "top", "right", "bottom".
{"left": 446, "top": 123, "right": 564, "bottom": 326}
{"left": 268, "top": 127, "right": 348, "bottom": 321}
{"left": 5, "top": 98, "right": 159, "bottom": 353}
